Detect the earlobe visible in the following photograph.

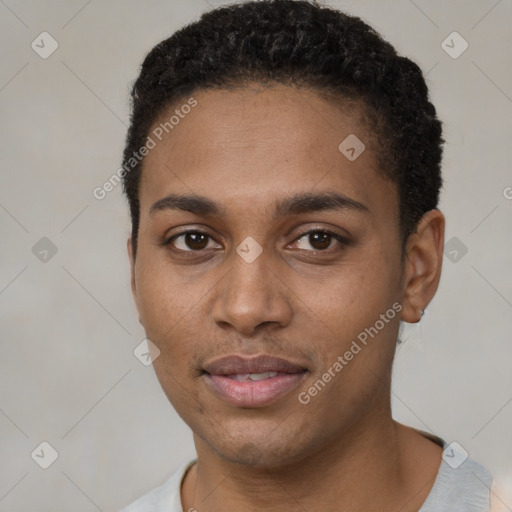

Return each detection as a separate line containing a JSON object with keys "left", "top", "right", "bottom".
{"left": 401, "top": 209, "right": 445, "bottom": 323}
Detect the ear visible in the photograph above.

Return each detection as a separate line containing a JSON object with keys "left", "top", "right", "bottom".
{"left": 401, "top": 209, "right": 445, "bottom": 323}
{"left": 127, "top": 237, "right": 142, "bottom": 324}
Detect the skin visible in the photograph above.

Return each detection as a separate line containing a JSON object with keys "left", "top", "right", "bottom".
{"left": 128, "top": 84, "right": 445, "bottom": 512}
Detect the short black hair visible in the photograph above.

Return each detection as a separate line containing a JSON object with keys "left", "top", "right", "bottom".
{"left": 122, "top": 0, "right": 443, "bottom": 257}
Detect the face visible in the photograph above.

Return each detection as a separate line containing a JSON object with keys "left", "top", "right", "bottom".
{"left": 129, "top": 84, "right": 408, "bottom": 466}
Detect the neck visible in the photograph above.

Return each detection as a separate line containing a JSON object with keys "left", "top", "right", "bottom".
{"left": 181, "top": 394, "right": 439, "bottom": 512}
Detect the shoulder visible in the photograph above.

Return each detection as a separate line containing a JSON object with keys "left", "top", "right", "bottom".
{"left": 119, "top": 461, "right": 196, "bottom": 512}
{"left": 420, "top": 445, "right": 492, "bottom": 512}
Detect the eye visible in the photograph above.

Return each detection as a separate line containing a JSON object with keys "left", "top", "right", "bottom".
{"left": 292, "top": 229, "right": 349, "bottom": 252}
{"left": 166, "top": 230, "right": 221, "bottom": 252}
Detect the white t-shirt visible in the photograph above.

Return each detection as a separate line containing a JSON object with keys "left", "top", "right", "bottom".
{"left": 120, "top": 439, "right": 492, "bottom": 512}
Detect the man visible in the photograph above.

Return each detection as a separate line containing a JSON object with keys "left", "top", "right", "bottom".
{"left": 120, "top": 1, "right": 492, "bottom": 510}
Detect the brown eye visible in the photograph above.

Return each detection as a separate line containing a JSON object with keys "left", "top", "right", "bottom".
{"left": 308, "top": 232, "right": 332, "bottom": 250}
{"left": 294, "top": 230, "right": 346, "bottom": 251}
{"left": 184, "top": 232, "right": 209, "bottom": 250}
{"left": 167, "top": 231, "right": 219, "bottom": 252}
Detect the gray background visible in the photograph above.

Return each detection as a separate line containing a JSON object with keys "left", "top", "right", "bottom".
{"left": 1, "top": 0, "right": 511, "bottom": 510}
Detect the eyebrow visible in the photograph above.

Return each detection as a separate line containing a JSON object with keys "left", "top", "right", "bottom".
{"left": 149, "top": 191, "right": 369, "bottom": 218}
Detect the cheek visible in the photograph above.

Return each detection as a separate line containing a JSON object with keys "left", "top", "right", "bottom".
{"left": 293, "top": 246, "right": 401, "bottom": 374}
{"left": 134, "top": 253, "right": 217, "bottom": 372}
{"left": 134, "top": 253, "right": 190, "bottom": 341}
{"left": 301, "top": 263, "right": 389, "bottom": 331}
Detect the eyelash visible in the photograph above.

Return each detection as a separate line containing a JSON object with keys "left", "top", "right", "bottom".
{"left": 162, "top": 228, "right": 350, "bottom": 256}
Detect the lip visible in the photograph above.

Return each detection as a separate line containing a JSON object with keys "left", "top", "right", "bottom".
{"left": 203, "top": 354, "right": 308, "bottom": 408}
{"left": 203, "top": 354, "right": 306, "bottom": 375}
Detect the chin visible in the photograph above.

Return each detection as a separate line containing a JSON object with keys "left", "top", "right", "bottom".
{"left": 197, "top": 421, "right": 316, "bottom": 469}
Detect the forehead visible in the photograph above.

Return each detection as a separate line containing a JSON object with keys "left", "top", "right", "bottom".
{"left": 138, "top": 85, "right": 396, "bottom": 221}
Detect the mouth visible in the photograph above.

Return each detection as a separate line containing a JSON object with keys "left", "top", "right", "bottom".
{"left": 202, "top": 354, "right": 308, "bottom": 408}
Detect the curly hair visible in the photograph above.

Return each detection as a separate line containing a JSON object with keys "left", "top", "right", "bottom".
{"left": 122, "top": 0, "right": 443, "bottom": 257}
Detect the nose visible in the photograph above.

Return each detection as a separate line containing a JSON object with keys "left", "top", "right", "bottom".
{"left": 212, "top": 247, "right": 293, "bottom": 336}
